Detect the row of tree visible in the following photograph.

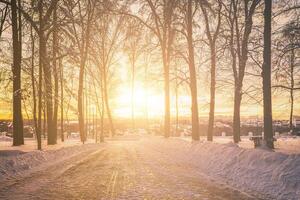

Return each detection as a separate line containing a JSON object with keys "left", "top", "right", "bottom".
{"left": 0, "top": 0, "right": 299, "bottom": 149}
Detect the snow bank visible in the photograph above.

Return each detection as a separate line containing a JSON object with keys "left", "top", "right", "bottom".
{"left": 0, "top": 135, "right": 13, "bottom": 142}
{"left": 142, "top": 138, "right": 300, "bottom": 200}
{"left": 0, "top": 144, "right": 100, "bottom": 180}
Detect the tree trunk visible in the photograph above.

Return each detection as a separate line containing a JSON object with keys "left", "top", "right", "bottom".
{"left": 100, "top": 82, "right": 105, "bottom": 142}
{"left": 85, "top": 74, "right": 89, "bottom": 139}
{"left": 162, "top": 48, "right": 171, "bottom": 138}
{"left": 131, "top": 60, "right": 135, "bottom": 129}
{"left": 228, "top": 10, "right": 241, "bottom": 143}
{"left": 144, "top": 62, "right": 149, "bottom": 133}
{"left": 187, "top": 0, "right": 199, "bottom": 141}
{"left": 77, "top": 4, "right": 93, "bottom": 143}
{"left": 52, "top": 4, "right": 58, "bottom": 144}
{"left": 30, "top": 26, "right": 41, "bottom": 150}
{"left": 78, "top": 61, "right": 85, "bottom": 143}
{"left": 43, "top": 37, "right": 54, "bottom": 145}
{"left": 290, "top": 88, "right": 294, "bottom": 131}
{"left": 103, "top": 64, "right": 115, "bottom": 136}
{"left": 37, "top": 49, "right": 43, "bottom": 146}
{"left": 43, "top": 96, "right": 46, "bottom": 139}
{"left": 262, "top": 0, "right": 274, "bottom": 149}
{"left": 207, "top": 44, "right": 216, "bottom": 141}
{"left": 233, "top": 84, "right": 241, "bottom": 143}
{"left": 289, "top": 48, "right": 295, "bottom": 131}
{"left": 60, "top": 57, "right": 64, "bottom": 142}
{"left": 175, "top": 76, "right": 179, "bottom": 136}
{"left": 230, "top": 0, "right": 258, "bottom": 144}
{"left": 11, "top": 0, "right": 24, "bottom": 146}
{"left": 37, "top": 0, "right": 43, "bottom": 146}
{"left": 38, "top": 0, "right": 54, "bottom": 145}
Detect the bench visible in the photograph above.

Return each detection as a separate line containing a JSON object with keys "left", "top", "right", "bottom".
{"left": 249, "top": 136, "right": 263, "bottom": 148}
{"left": 250, "top": 136, "right": 277, "bottom": 148}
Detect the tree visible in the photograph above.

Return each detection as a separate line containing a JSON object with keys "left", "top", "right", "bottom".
{"left": 64, "top": 0, "right": 96, "bottom": 143}
{"left": 11, "top": 0, "right": 24, "bottom": 146}
{"left": 0, "top": 4, "right": 8, "bottom": 38}
{"left": 30, "top": 25, "right": 41, "bottom": 149}
{"left": 39, "top": 0, "right": 55, "bottom": 145}
{"left": 186, "top": 0, "right": 200, "bottom": 141}
{"left": 124, "top": 19, "right": 144, "bottom": 130}
{"left": 143, "top": 0, "right": 178, "bottom": 138}
{"left": 200, "top": 0, "right": 222, "bottom": 141}
{"left": 60, "top": 57, "right": 64, "bottom": 142}
{"left": 223, "top": 0, "right": 261, "bottom": 143}
{"left": 90, "top": 6, "right": 125, "bottom": 137}
{"left": 52, "top": 2, "right": 59, "bottom": 143}
{"left": 274, "top": 19, "right": 300, "bottom": 131}
{"left": 262, "top": 0, "right": 274, "bottom": 149}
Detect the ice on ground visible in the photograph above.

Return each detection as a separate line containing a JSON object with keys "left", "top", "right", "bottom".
{"left": 141, "top": 137, "right": 300, "bottom": 200}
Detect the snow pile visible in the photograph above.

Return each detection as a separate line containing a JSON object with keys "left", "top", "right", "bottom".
{"left": 0, "top": 135, "right": 13, "bottom": 142}
{"left": 142, "top": 138, "right": 300, "bottom": 200}
{"left": 0, "top": 143, "right": 100, "bottom": 180}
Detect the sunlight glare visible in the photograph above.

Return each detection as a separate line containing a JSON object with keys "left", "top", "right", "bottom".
{"left": 114, "top": 83, "right": 164, "bottom": 118}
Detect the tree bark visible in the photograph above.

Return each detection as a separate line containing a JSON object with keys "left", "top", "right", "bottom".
{"left": 262, "top": 0, "right": 274, "bottom": 149}
{"left": 77, "top": 1, "right": 93, "bottom": 143}
{"left": 162, "top": 47, "right": 171, "bottom": 138}
{"left": 289, "top": 48, "right": 295, "bottom": 131}
{"left": 38, "top": 0, "right": 55, "bottom": 145}
{"left": 187, "top": 0, "right": 199, "bottom": 141}
{"left": 78, "top": 60, "right": 85, "bottom": 143}
{"left": 200, "top": 1, "right": 221, "bottom": 142}
{"left": 207, "top": 44, "right": 216, "bottom": 141}
{"left": 11, "top": 0, "right": 24, "bottom": 146}
{"left": 233, "top": 85, "right": 242, "bottom": 143}
{"left": 103, "top": 65, "right": 115, "bottom": 137}
{"left": 52, "top": 3, "right": 58, "bottom": 144}
{"left": 229, "top": 0, "right": 259, "bottom": 143}
{"left": 131, "top": 59, "right": 135, "bottom": 129}
{"left": 60, "top": 57, "right": 64, "bottom": 142}
{"left": 30, "top": 26, "right": 41, "bottom": 149}
{"left": 100, "top": 84, "right": 105, "bottom": 142}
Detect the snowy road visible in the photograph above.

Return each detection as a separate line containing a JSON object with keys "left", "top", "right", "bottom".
{"left": 0, "top": 138, "right": 260, "bottom": 200}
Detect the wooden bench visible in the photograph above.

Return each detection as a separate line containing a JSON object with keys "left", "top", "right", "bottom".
{"left": 249, "top": 136, "right": 263, "bottom": 148}
{"left": 250, "top": 136, "right": 277, "bottom": 148}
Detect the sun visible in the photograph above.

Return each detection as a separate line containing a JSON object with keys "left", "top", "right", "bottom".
{"left": 114, "top": 83, "right": 164, "bottom": 118}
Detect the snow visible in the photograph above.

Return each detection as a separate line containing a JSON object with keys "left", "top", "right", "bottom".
{"left": 141, "top": 137, "right": 300, "bottom": 200}
{"left": 1, "top": 135, "right": 300, "bottom": 199}
{"left": 0, "top": 139, "right": 101, "bottom": 181}
{"left": 0, "top": 135, "right": 13, "bottom": 143}
{"left": 181, "top": 135, "right": 300, "bottom": 154}
{"left": 0, "top": 137, "right": 96, "bottom": 151}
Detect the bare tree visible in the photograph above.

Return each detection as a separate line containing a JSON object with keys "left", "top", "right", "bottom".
{"left": 0, "top": 4, "right": 9, "bottom": 38}
{"left": 11, "top": 0, "right": 24, "bottom": 145}
{"left": 200, "top": 0, "right": 222, "bottom": 141}
{"left": 37, "top": 0, "right": 60, "bottom": 145}
{"left": 262, "top": 0, "right": 274, "bottom": 149}
{"left": 223, "top": 0, "right": 261, "bottom": 143}
{"left": 186, "top": 0, "right": 200, "bottom": 141}
{"left": 64, "top": 0, "right": 96, "bottom": 143}
{"left": 90, "top": 7, "right": 125, "bottom": 137}
{"left": 52, "top": 2, "right": 59, "bottom": 143}
{"left": 142, "top": 0, "right": 179, "bottom": 138}
{"left": 124, "top": 19, "right": 144, "bottom": 129}
{"left": 274, "top": 19, "right": 300, "bottom": 131}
